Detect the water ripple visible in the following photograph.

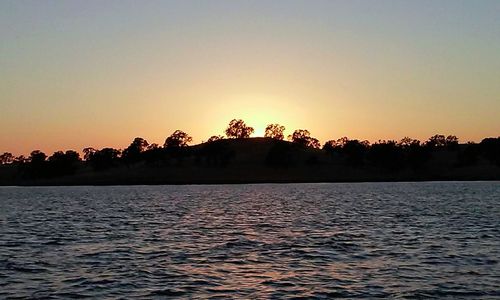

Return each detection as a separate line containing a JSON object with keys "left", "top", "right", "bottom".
{"left": 0, "top": 182, "right": 499, "bottom": 298}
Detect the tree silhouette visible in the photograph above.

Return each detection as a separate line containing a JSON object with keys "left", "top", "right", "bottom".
{"left": 264, "top": 124, "right": 285, "bottom": 140}
{"left": 341, "top": 139, "right": 369, "bottom": 166}
{"left": 48, "top": 150, "right": 81, "bottom": 175}
{"left": 309, "top": 139, "right": 320, "bottom": 149}
{"left": 457, "top": 142, "right": 480, "bottom": 166}
{"left": 323, "top": 140, "right": 341, "bottom": 153}
{"left": 48, "top": 151, "right": 65, "bottom": 162}
{"left": 147, "top": 143, "right": 159, "bottom": 150}
{"left": 425, "top": 134, "right": 446, "bottom": 147}
{"left": 83, "top": 147, "right": 97, "bottom": 161}
{"left": 29, "top": 150, "right": 47, "bottom": 164}
{"left": 404, "top": 141, "right": 431, "bottom": 170}
{"left": 425, "top": 134, "right": 459, "bottom": 150}
{"left": 324, "top": 137, "right": 351, "bottom": 152}
{"left": 164, "top": 130, "right": 192, "bottom": 148}
{"left": 14, "top": 155, "right": 27, "bottom": 164}
{"left": 225, "top": 119, "right": 254, "bottom": 139}
{"left": 288, "top": 129, "right": 320, "bottom": 148}
{"left": 479, "top": 137, "right": 500, "bottom": 166}
{"left": 48, "top": 150, "right": 80, "bottom": 162}
{"left": 336, "top": 137, "right": 351, "bottom": 148}
{"left": 367, "top": 140, "right": 402, "bottom": 170}
{"left": 207, "top": 135, "right": 224, "bottom": 143}
{"left": 0, "top": 152, "right": 14, "bottom": 164}
{"left": 143, "top": 143, "right": 164, "bottom": 164}
{"left": 122, "top": 137, "right": 149, "bottom": 163}
{"left": 87, "top": 148, "right": 120, "bottom": 170}
{"left": 445, "top": 135, "right": 459, "bottom": 150}
{"left": 129, "top": 137, "right": 149, "bottom": 152}
{"left": 22, "top": 150, "right": 48, "bottom": 178}
{"left": 398, "top": 137, "right": 421, "bottom": 148}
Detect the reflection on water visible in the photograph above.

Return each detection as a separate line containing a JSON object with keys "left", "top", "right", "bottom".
{"left": 0, "top": 182, "right": 499, "bottom": 298}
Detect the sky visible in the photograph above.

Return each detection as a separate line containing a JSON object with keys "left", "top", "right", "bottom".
{"left": 1, "top": 0, "right": 499, "bottom": 155}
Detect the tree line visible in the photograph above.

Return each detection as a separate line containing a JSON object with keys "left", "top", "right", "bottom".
{"left": 1, "top": 119, "right": 499, "bottom": 178}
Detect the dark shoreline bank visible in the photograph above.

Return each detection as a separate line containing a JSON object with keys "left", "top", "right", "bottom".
{"left": 2, "top": 137, "right": 499, "bottom": 186}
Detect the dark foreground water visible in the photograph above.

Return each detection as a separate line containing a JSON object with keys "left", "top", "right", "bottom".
{"left": 0, "top": 182, "right": 499, "bottom": 299}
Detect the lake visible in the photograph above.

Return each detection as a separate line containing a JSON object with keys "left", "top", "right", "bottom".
{"left": 0, "top": 182, "right": 499, "bottom": 298}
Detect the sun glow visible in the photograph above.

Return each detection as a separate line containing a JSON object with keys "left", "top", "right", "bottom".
{"left": 252, "top": 126, "right": 266, "bottom": 138}
{"left": 204, "top": 94, "right": 305, "bottom": 140}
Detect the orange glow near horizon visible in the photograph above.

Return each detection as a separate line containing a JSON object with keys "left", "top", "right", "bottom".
{"left": 1, "top": 2, "right": 499, "bottom": 156}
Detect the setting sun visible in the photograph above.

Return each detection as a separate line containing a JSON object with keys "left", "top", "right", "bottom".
{"left": 198, "top": 94, "right": 306, "bottom": 141}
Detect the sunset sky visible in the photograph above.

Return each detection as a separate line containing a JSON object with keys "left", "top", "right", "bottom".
{"left": 1, "top": 0, "right": 499, "bottom": 155}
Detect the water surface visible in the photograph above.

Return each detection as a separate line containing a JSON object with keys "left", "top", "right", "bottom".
{"left": 1, "top": 182, "right": 499, "bottom": 298}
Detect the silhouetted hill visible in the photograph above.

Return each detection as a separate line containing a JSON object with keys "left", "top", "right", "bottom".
{"left": 1, "top": 137, "right": 499, "bottom": 185}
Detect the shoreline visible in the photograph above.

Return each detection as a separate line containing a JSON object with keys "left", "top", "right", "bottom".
{"left": 2, "top": 138, "right": 499, "bottom": 187}
{"left": 3, "top": 177, "right": 499, "bottom": 187}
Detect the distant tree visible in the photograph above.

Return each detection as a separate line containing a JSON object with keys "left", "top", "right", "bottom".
{"left": 65, "top": 150, "right": 80, "bottom": 162}
{"left": 143, "top": 143, "right": 164, "bottom": 164}
{"left": 264, "top": 124, "right": 285, "bottom": 140}
{"left": 360, "top": 140, "right": 371, "bottom": 147}
{"left": 288, "top": 129, "right": 320, "bottom": 148}
{"left": 83, "top": 147, "right": 97, "bottom": 161}
{"left": 49, "top": 150, "right": 81, "bottom": 162}
{"left": 309, "top": 139, "right": 321, "bottom": 149}
{"left": 49, "top": 151, "right": 65, "bottom": 162}
{"left": 457, "top": 143, "right": 480, "bottom": 166}
{"left": 337, "top": 137, "right": 351, "bottom": 147}
{"left": 323, "top": 137, "right": 365, "bottom": 154}
{"left": 225, "top": 119, "right": 254, "bottom": 139}
{"left": 398, "top": 137, "right": 420, "bottom": 148}
{"left": 48, "top": 150, "right": 81, "bottom": 175}
{"left": 324, "top": 136, "right": 351, "bottom": 151}
{"left": 29, "top": 150, "right": 47, "bottom": 164}
{"left": 401, "top": 140, "right": 431, "bottom": 170}
{"left": 367, "top": 140, "right": 402, "bottom": 170}
{"left": 14, "top": 155, "right": 27, "bottom": 164}
{"left": 146, "top": 143, "right": 159, "bottom": 150}
{"left": 22, "top": 150, "right": 49, "bottom": 178}
{"left": 207, "top": 135, "right": 224, "bottom": 143}
{"left": 0, "top": 152, "right": 14, "bottom": 164}
{"left": 164, "top": 130, "right": 192, "bottom": 148}
{"left": 425, "top": 134, "right": 459, "bottom": 149}
{"left": 323, "top": 140, "right": 339, "bottom": 153}
{"left": 425, "top": 134, "right": 445, "bottom": 147}
{"left": 48, "top": 150, "right": 80, "bottom": 163}
{"left": 87, "top": 148, "right": 121, "bottom": 170}
{"left": 102, "top": 148, "right": 121, "bottom": 159}
{"left": 340, "top": 139, "right": 369, "bottom": 166}
{"left": 122, "top": 137, "right": 149, "bottom": 163}
{"left": 130, "top": 137, "right": 149, "bottom": 152}
{"left": 445, "top": 135, "right": 459, "bottom": 149}
{"left": 479, "top": 137, "right": 500, "bottom": 166}
{"left": 289, "top": 129, "right": 309, "bottom": 144}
